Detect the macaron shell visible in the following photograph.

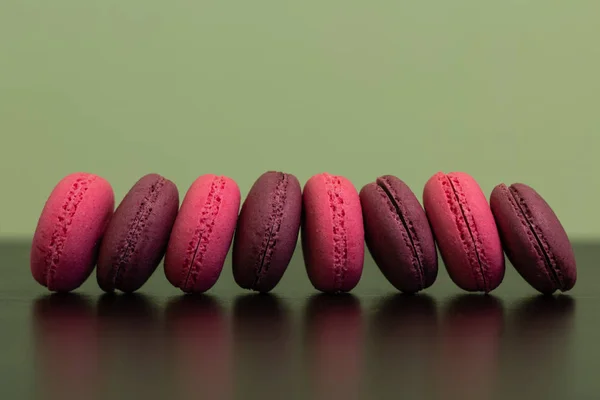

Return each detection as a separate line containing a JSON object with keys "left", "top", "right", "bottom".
{"left": 30, "top": 173, "right": 115, "bottom": 292}
{"left": 360, "top": 175, "right": 438, "bottom": 293}
{"left": 490, "top": 183, "right": 576, "bottom": 294}
{"left": 164, "top": 174, "right": 240, "bottom": 293}
{"left": 301, "top": 173, "right": 364, "bottom": 293}
{"left": 423, "top": 172, "right": 505, "bottom": 292}
{"left": 232, "top": 171, "right": 302, "bottom": 293}
{"left": 96, "top": 174, "right": 179, "bottom": 293}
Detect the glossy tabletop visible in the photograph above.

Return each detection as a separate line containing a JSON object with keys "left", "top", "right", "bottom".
{"left": 1, "top": 240, "right": 598, "bottom": 399}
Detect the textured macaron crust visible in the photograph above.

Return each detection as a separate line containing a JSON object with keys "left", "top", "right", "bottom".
{"left": 232, "top": 171, "right": 302, "bottom": 293}
{"left": 423, "top": 172, "right": 505, "bottom": 293}
{"left": 164, "top": 174, "right": 240, "bottom": 293}
{"left": 490, "top": 183, "right": 576, "bottom": 294}
{"left": 360, "top": 175, "right": 438, "bottom": 293}
{"left": 301, "top": 173, "right": 364, "bottom": 293}
{"left": 31, "top": 173, "right": 115, "bottom": 292}
{"left": 96, "top": 174, "right": 179, "bottom": 293}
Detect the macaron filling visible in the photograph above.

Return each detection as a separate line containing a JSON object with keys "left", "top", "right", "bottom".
{"left": 45, "top": 175, "right": 95, "bottom": 288}
{"left": 181, "top": 176, "right": 226, "bottom": 291}
{"left": 253, "top": 173, "right": 288, "bottom": 288}
{"left": 323, "top": 173, "right": 348, "bottom": 291}
{"left": 440, "top": 174, "right": 489, "bottom": 291}
{"left": 505, "top": 184, "right": 564, "bottom": 289}
{"left": 375, "top": 176, "right": 425, "bottom": 288}
{"left": 112, "top": 176, "right": 166, "bottom": 288}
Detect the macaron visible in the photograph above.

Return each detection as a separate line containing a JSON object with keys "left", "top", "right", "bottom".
{"left": 423, "top": 172, "right": 505, "bottom": 293}
{"left": 232, "top": 171, "right": 302, "bottom": 293}
{"left": 96, "top": 173, "right": 179, "bottom": 293}
{"left": 301, "top": 173, "right": 364, "bottom": 293}
{"left": 360, "top": 175, "right": 438, "bottom": 293}
{"left": 164, "top": 174, "right": 240, "bottom": 293}
{"left": 31, "top": 172, "right": 115, "bottom": 292}
{"left": 490, "top": 182, "right": 576, "bottom": 294}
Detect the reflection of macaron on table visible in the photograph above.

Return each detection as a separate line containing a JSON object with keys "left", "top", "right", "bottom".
{"left": 29, "top": 170, "right": 577, "bottom": 294}
{"left": 165, "top": 295, "right": 232, "bottom": 400}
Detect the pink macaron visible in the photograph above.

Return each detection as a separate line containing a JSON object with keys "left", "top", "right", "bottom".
{"left": 30, "top": 173, "right": 115, "bottom": 292}
{"left": 301, "top": 173, "right": 364, "bottom": 293}
{"left": 423, "top": 172, "right": 505, "bottom": 293}
{"left": 164, "top": 174, "right": 241, "bottom": 293}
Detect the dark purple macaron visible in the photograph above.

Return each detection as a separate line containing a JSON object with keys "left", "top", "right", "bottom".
{"left": 490, "top": 182, "right": 576, "bottom": 294}
{"left": 359, "top": 175, "right": 438, "bottom": 293}
{"left": 96, "top": 173, "right": 179, "bottom": 293}
{"left": 232, "top": 171, "right": 302, "bottom": 293}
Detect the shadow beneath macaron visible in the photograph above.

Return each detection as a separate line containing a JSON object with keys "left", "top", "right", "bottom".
{"left": 31, "top": 293, "right": 99, "bottom": 400}
{"left": 96, "top": 292, "right": 159, "bottom": 326}
{"left": 303, "top": 293, "right": 364, "bottom": 400}
{"left": 232, "top": 293, "right": 291, "bottom": 342}
{"left": 499, "top": 295, "right": 576, "bottom": 399}
{"left": 232, "top": 293, "right": 294, "bottom": 398}
{"left": 95, "top": 293, "right": 165, "bottom": 398}
{"left": 33, "top": 292, "right": 95, "bottom": 316}
{"left": 512, "top": 293, "right": 575, "bottom": 321}
{"left": 165, "top": 293, "right": 225, "bottom": 319}
{"left": 366, "top": 294, "right": 438, "bottom": 398}
{"left": 164, "top": 295, "right": 232, "bottom": 400}
{"left": 435, "top": 294, "right": 505, "bottom": 400}
{"left": 372, "top": 293, "right": 438, "bottom": 329}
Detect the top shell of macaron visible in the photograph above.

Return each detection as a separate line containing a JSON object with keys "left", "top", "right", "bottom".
{"left": 303, "top": 172, "right": 358, "bottom": 197}
{"left": 245, "top": 171, "right": 300, "bottom": 202}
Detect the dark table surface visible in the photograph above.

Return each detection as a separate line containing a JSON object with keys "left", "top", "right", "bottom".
{"left": 1, "top": 239, "right": 598, "bottom": 399}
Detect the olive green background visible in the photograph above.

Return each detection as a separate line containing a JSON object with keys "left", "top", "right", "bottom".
{"left": 1, "top": 1, "right": 598, "bottom": 239}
